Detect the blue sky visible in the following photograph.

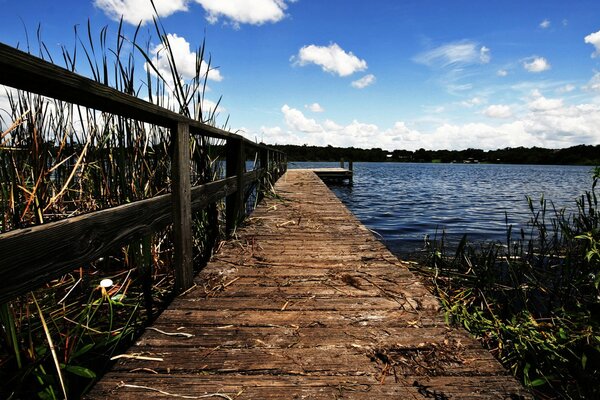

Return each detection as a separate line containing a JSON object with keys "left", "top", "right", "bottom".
{"left": 2, "top": 0, "right": 600, "bottom": 151}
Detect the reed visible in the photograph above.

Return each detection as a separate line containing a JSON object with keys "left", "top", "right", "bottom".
{"left": 418, "top": 168, "right": 600, "bottom": 399}
{"left": 0, "top": 12, "right": 259, "bottom": 398}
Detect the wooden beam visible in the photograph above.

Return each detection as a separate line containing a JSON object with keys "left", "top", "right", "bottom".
{"left": 0, "top": 177, "right": 238, "bottom": 304}
{"left": 226, "top": 139, "right": 245, "bottom": 235}
{"left": 171, "top": 123, "right": 193, "bottom": 293}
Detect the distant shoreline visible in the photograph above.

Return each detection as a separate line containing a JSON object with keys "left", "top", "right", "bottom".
{"left": 270, "top": 143, "right": 600, "bottom": 166}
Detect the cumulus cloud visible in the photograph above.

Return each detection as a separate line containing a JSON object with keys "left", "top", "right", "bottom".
{"left": 94, "top": 0, "right": 188, "bottom": 25}
{"left": 306, "top": 103, "right": 324, "bottom": 113}
{"left": 254, "top": 95, "right": 600, "bottom": 151}
{"left": 281, "top": 104, "right": 322, "bottom": 133}
{"left": 414, "top": 40, "right": 491, "bottom": 67}
{"left": 523, "top": 57, "right": 551, "bottom": 73}
{"left": 540, "top": 19, "right": 550, "bottom": 29}
{"left": 528, "top": 90, "right": 563, "bottom": 111}
{"left": 497, "top": 69, "right": 508, "bottom": 77}
{"left": 292, "top": 43, "right": 368, "bottom": 77}
{"left": 195, "top": 0, "right": 289, "bottom": 27}
{"left": 484, "top": 104, "right": 512, "bottom": 118}
{"left": 147, "top": 33, "right": 223, "bottom": 84}
{"left": 351, "top": 74, "right": 376, "bottom": 89}
{"left": 584, "top": 30, "right": 600, "bottom": 58}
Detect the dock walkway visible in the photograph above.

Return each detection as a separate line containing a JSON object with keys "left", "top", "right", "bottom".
{"left": 87, "top": 169, "right": 529, "bottom": 399}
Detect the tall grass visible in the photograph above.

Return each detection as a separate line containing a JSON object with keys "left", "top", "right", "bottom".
{"left": 418, "top": 168, "right": 600, "bottom": 399}
{"left": 0, "top": 14, "right": 257, "bottom": 398}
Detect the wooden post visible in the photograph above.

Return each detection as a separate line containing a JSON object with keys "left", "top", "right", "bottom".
{"left": 340, "top": 159, "right": 344, "bottom": 169}
{"left": 226, "top": 139, "right": 245, "bottom": 235}
{"left": 259, "top": 148, "right": 269, "bottom": 201}
{"left": 349, "top": 160, "right": 353, "bottom": 171}
{"left": 140, "top": 235, "right": 153, "bottom": 319}
{"left": 172, "top": 122, "right": 193, "bottom": 293}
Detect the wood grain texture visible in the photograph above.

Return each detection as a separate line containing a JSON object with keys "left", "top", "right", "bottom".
{"left": 86, "top": 170, "right": 531, "bottom": 399}
{"left": 0, "top": 175, "right": 240, "bottom": 303}
{"left": 172, "top": 122, "right": 194, "bottom": 292}
{"left": 0, "top": 167, "right": 267, "bottom": 302}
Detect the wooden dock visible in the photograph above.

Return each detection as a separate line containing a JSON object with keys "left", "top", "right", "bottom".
{"left": 86, "top": 170, "right": 529, "bottom": 399}
{"left": 310, "top": 167, "right": 353, "bottom": 183}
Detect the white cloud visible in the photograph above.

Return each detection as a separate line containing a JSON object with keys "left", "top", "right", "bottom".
{"left": 306, "top": 103, "right": 324, "bottom": 113}
{"left": 497, "top": 69, "right": 508, "bottom": 77}
{"left": 414, "top": 40, "right": 491, "bottom": 67}
{"left": 197, "top": 98, "right": 226, "bottom": 116}
{"left": 94, "top": 0, "right": 188, "bottom": 25}
{"left": 292, "top": 43, "right": 368, "bottom": 77}
{"left": 0, "top": 88, "right": 15, "bottom": 137}
{"left": 557, "top": 84, "right": 575, "bottom": 94}
{"left": 281, "top": 104, "right": 322, "bottom": 133}
{"left": 351, "top": 74, "right": 376, "bottom": 89}
{"left": 523, "top": 57, "right": 551, "bottom": 73}
{"left": 528, "top": 90, "right": 563, "bottom": 111}
{"left": 147, "top": 33, "right": 223, "bottom": 84}
{"left": 584, "top": 30, "right": 600, "bottom": 58}
{"left": 195, "top": 0, "right": 290, "bottom": 26}
{"left": 540, "top": 19, "right": 550, "bottom": 29}
{"left": 583, "top": 72, "right": 600, "bottom": 92}
{"left": 461, "top": 97, "right": 484, "bottom": 108}
{"left": 256, "top": 93, "right": 600, "bottom": 151}
{"left": 479, "top": 46, "right": 491, "bottom": 63}
{"left": 484, "top": 104, "right": 512, "bottom": 118}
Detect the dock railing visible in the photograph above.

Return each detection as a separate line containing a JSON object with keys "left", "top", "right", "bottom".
{"left": 0, "top": 43, "right": 286, "bottom": 304}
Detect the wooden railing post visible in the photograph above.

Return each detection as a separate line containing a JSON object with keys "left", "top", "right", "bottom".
{"left": 259, "top": 148, "right": 269, "bottom": 201}
{"left": 226, "top": 139, "right": 245, "bottom": 235}
{"left": 172, "top": 122, "right": 193, "bottom": 293}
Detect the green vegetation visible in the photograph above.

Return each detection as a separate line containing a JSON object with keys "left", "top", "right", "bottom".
{"left": 273, "top": 143, "right": 600, "bottom": 165}
{"left": 0, "top": 16, "right": 250, "bottom": 398}
{"left": 416, "top": 168, "right": 600, "bottom": 399}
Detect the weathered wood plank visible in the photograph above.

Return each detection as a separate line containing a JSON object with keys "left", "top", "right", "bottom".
{"left": 171, "top": 122, "right": 194, "bottom": 292}
{"left": 225, "top": 139, "right": 245, "bottom": 235}
{"left": 89, "top": 374, "right": 528, "bottom": 400}
{"left": 86, "top": 170, "right": 530, "bottom": 399}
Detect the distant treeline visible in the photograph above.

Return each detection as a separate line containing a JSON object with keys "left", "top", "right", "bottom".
{"left": 270, "top": 144, "right": 600, "bottom": 165}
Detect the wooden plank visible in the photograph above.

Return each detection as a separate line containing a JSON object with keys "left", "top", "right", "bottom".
{"left": 86, "top": 169, "right": 530, "bottom": 399}
{"left": 0, "top": 167, "right": 266, "bottom": 302}
{"left": 0, "top": 176, "right": 239, "bottom": 303}
{"left": 225, "top": 139, "right": 245, "bottom": 235}
{"left": 89, "top": 374, "right": 527, "bottom": 400}
{"left": 171, "top": 122, "right": 194, "bottom": 292}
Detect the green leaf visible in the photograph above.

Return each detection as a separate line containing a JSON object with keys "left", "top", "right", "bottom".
{"left": 582, "top": 353, "right": 588, "bottom": 370}
{"left": 63, "top": 364, "right": 97, "bottom": 379}
{"left": 71, "top": 343, "right": 95, "bottom": 359}
{"left": 529, "top": 378, "right": 547, "bottom": 387}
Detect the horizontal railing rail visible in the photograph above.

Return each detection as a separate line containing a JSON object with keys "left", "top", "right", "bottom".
{"left": 0, "top": 43, "right": 287, "bottom": 303}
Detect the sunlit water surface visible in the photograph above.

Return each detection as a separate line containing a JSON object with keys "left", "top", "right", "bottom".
{"left": 288, "top": 162, "right": 591, "bottom": 259}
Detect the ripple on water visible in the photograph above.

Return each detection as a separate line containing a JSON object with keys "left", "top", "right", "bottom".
{"left": 288, "top": 162, "right": 591, "bottom": 258}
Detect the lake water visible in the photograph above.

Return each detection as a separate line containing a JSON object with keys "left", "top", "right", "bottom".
{"left": 288, "top": 162, "right": 593, "bottom": 259}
